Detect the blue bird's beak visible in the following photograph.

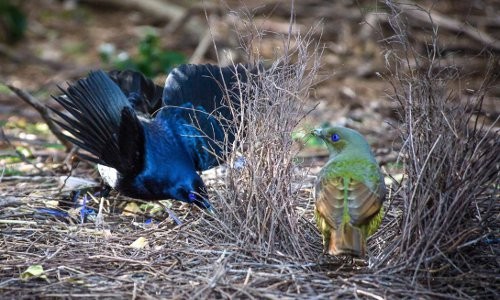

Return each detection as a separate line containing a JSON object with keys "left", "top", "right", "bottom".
{"left": 205, "top": 205, "right": 216, "bottom": 216}
{"left": 189, "top": 192, "right": 216, "bottom": 216}
{"left": 196, "top": 198, "right": 216, "bottom": 216}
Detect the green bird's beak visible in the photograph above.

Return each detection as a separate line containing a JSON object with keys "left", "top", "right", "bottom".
{"left": 312, "top": 128, "right": 323, "bottom": 137}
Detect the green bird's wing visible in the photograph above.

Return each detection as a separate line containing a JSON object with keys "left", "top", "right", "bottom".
{"left": 345, "top": 176, "right": 384, "bottom": 237}
{"left": 314, "top": 175, "right": 344, "bottom": 230}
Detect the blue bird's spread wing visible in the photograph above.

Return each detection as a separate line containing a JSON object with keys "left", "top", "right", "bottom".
{"left": 163, "top": 64, "right": 249, "bottom": 123}
{"left": 51, "top": 70, "right": 145, "bottom": 175}
{"left": 107, "top": 70, "right": 163, "bottom": 116}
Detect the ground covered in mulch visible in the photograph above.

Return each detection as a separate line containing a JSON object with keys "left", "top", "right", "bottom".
{"left": 1, "top": 0, "right": 498, "bottom": 299}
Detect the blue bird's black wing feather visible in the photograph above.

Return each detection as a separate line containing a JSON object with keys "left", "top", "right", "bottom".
{"left": 51, "top": 70, "right": 145, "bottom": 175}
{"left": 163, "top": 64, "right": 249, "bottom": 122}
{"left": 107, "top": 70, "right": 163, "bottom": 115}
{"left": 118, "top": 106, "right": 145, "bottom": 175}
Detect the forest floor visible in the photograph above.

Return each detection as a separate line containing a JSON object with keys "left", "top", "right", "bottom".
{"left": 0, "top": 0, "right": 498, "bottom": 299}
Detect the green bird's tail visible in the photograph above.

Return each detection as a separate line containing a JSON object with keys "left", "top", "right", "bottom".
{"left": 329, "top": 222, "right": 365, "bottom": 257}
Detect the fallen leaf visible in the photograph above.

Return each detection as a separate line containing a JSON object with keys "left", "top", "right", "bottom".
{"left": 130, "top": 237, "right": 149, "bottom": 249}
{"left": 20, "top": 264, "right": 48, "bottom": 281}
{"left": 139, "top": 202, "right": 163, "bottom": 214}
{"left": 122, "top": 202, "right": 142, "bottom": 216}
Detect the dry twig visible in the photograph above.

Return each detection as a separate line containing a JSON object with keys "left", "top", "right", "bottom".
{"left": 6, "top": 84, "right": 72, "bottom": 150}
{"left": 369, "top": 1, "right": 499, "bottom": 297}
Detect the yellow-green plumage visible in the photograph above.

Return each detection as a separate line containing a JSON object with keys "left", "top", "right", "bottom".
{"left": 313, "top": 126, "right": 385, "bottom": 257}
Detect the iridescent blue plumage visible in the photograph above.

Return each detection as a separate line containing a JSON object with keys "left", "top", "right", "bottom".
{"left": 154, "top": 103, "right": 224, "bottom": 171}
{"left": 51, "top": 64, "right": 248, "bottom": 211}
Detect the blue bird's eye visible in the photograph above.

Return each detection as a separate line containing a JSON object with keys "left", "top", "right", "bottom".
{"left": 188, "top": 192, "right": 197, "bottom": 201}
{"left": 331, "top": 133, "right": 341, "bottom": 142}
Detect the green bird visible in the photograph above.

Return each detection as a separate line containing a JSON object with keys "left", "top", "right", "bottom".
{"left": 312, "top": 126, "right": 385, "bottom": 257}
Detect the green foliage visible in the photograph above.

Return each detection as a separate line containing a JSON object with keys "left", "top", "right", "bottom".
{"left": 99, "top": 29, "right": 186, "bottom": 77}
{"left": 0, "top": 149, "right": 24, "bottom": 175}
{"left": 0, "top": 83, "right": 11, "bottom": 94}
{"left": 4, "top": 119, "right": 52, "bottom": 137}
{"left": 1, "top": 167, "right": 23, "bottom": 176}
{"left": 0, "top": 0, "right": 27, "bottom": 43}
{"left": 43, "top": 143, "right": 65, "bottom": 150}
{"left": 25, "top": 122, "right": 50, "bottom": 135}
{"left": 0, "top": 152, "right": 21, "bottom": 164}
{"left": 62, "top": 40, "right": 88, "bottom": 56}
{"left": 15, "top": 145, "right": 32, "bottom": 158}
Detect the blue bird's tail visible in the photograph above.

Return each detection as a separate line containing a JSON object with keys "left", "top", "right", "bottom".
{"left": 51, "top": 70, "right": 145, "bottom": 176}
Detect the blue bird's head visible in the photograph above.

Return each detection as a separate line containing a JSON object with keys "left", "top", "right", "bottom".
{"left": 167, "top": 174, "right": 215, "bottom": 214}
{"left": 128, "top": 169, "right": 214, "bottom": 214}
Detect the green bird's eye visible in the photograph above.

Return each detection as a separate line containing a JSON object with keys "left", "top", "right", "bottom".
{"left": 331, "top": 133, "right": 341, "bottom": 142}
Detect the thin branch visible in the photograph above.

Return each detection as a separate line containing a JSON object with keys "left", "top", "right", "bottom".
{"left": 6, "top": 84, "right": 72, "bottom": 150}
{"left": 399, "top": 1, "right": 500, "bottom": 51}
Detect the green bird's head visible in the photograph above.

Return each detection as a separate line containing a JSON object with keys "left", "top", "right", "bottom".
{"left": 312, "top": 126, "right": 374, "bottom": 159}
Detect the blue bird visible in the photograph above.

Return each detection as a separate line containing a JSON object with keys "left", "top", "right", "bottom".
{"left": 51, "top": 64, "right": 248, "bottom": 213}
